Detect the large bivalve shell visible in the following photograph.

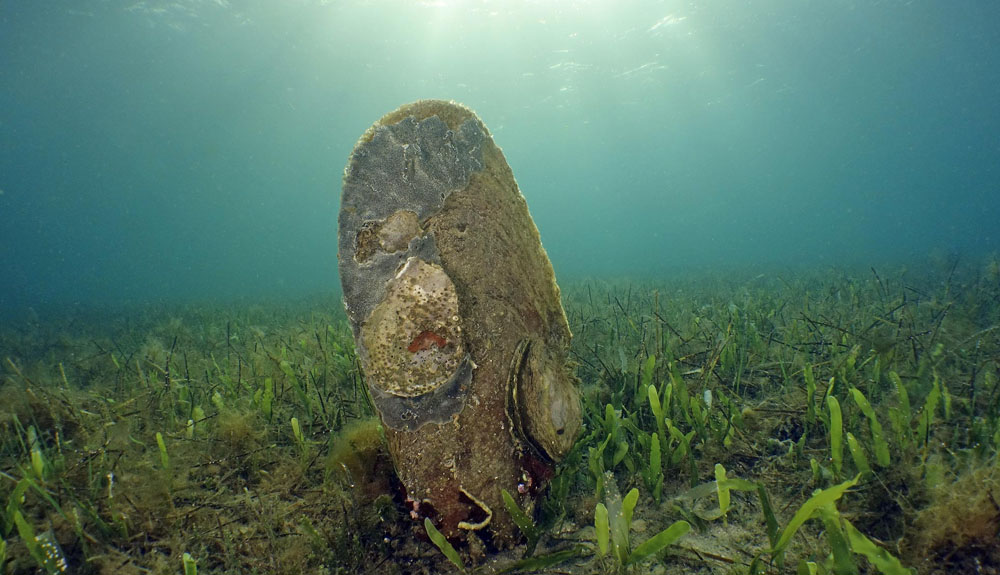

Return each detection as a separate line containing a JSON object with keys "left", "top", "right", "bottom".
{"left": 338, "top": 100, "right": 581, "bottom": 545}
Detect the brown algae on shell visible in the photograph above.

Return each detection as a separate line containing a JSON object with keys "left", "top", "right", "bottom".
{"left": 361, "top": 257, "right": 464, "bottom": 398}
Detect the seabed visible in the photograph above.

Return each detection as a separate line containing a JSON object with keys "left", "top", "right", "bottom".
{"left": 1, "top": 258, "right": 999, "bottom": 574}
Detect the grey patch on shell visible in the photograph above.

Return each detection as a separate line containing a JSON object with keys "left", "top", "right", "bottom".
{"left": 344, "top": 234, "right": 442, "bottom": 345}
{"left": 338, "top": 115, "right": 486, "bottom": 331}
{"left": 370, "top": 354, "right": 476, "bottom": 431}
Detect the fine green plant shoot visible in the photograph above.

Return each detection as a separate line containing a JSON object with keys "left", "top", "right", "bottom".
{"left": 424, "top": 518, "right": 464, "bottom": 572}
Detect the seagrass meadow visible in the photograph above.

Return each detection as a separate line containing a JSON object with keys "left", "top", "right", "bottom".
{"left": 1, "top": 256, "right": 999, "bottom": 574}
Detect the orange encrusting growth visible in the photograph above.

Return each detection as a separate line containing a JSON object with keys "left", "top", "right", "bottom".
{"left": 407, "top": 330, "right": 448, "bottom": 353}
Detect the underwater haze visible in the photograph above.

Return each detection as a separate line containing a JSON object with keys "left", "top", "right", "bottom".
{"left": 2, "top": 0, "right": 999, "bottom": 311}
{"left": 5, "top": 3, "right": 1000, "bottom": 574}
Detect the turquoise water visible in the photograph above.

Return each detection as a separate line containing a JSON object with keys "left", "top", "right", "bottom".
{"left": 1, "top": 1, "right": 998, "bottom": 310}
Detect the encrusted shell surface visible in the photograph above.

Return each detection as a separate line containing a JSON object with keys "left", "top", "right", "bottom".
{"left": 360, "top": 257, "right": 464, "bottom": 397}
{"left": 354, "top": 210, "right": 423, "bottom": 264}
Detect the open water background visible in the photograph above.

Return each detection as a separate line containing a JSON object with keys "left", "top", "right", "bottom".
{"left": 2, "top": 0, "right": 998, "bottom": 311}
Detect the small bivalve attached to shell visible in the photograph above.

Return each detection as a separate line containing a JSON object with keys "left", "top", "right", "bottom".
{"left": 361, "top": 257, "right": 464, "bottom": 398}
{"left": 509, "top": 339, "right": 581, "bottom": 461}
